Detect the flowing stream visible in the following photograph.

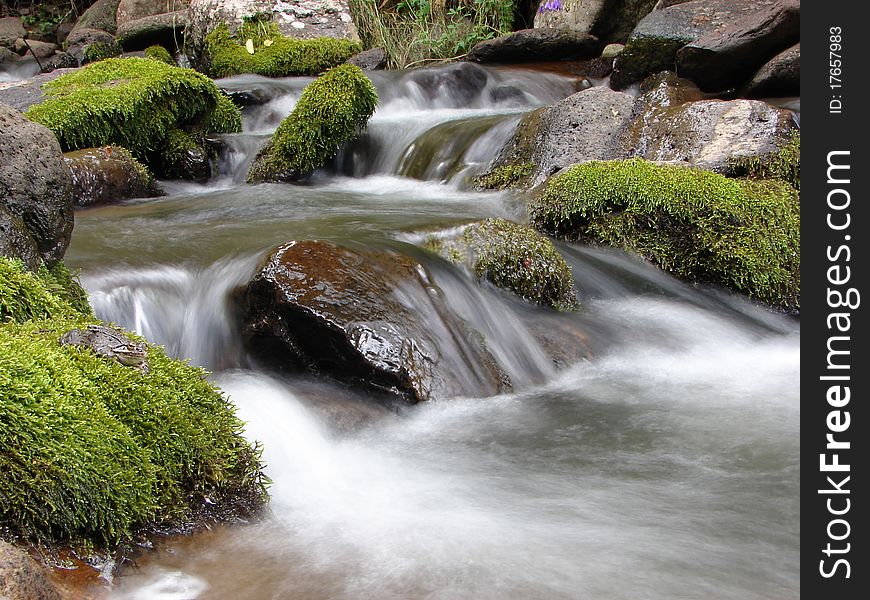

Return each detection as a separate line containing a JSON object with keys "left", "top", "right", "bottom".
{"left": 63, "top": 64, "right": 800, "bottom": 600}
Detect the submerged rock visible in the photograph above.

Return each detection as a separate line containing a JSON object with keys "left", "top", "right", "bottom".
{"left": 239, "top": 240, "right": 508, "bottom": 404}
{"left": 624, "top": 97, "right": 798, "bottom": 174}
{"left": 425, "top": 219, "right": 577, "bottom": 310}
{"left": 64, "top": 146, "right": 163, "bottom": 207}
{"left": 0, "top": 541, "right": 61, "bottom": 600}
{"left": 0, "top": 103, "right": 73, "bottom": 267}
{"left": 466, "top": 28, "right": 601, "bottom": 64}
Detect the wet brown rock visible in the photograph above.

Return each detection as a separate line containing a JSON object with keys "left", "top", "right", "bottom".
{"left": 64, "top": 146, "right": 163, "bottom": 207}
{"left": 0, "top": 541, "right": 61, "bottom": 600}
{"left": 741, "top": 43, "right": 800, "bottom": 98}
{"left": 240, "top": 240, "right": 508, "bottom": 404}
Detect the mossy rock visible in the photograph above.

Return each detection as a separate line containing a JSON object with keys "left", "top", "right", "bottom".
{"left": 610, "top": 35, "right": 686, "bottom": 89}
{"left": 474, "top": 163, "right": 535, "bottom": 191}
{"left": 144, "top": 44, "right": 175, "bottom": 65}
{"left": 25, "top": 58, "right": 242, "bottom": 172}
{"left": 530, "top": 159, "right": 800, "bottom": 310}
{"left": 247, "top": 64, "right": 378, "bottom": 183}
{"left": 82, "top": 40, "right": 124, "bottom": 64}
{"left": 0, "top": 258, "right": 92, "bottom": 324}
{"left": 204, "top": 21, "right": 362, "bottom": 79}
{"left": 426, "top": 219, "right": 577, "bottom": 311}
{"left": 0, "top": 257, "right": 267, "bottom": 548}
{"left": 729, "top": 131, "right": 800, "bottom": 191}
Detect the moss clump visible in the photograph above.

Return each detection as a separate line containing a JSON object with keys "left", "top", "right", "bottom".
{"left": 0, "top": 257, "right": 267, "bottom": 547}
{"left": 0, "top": 258, "right": 92, "bottom": 323}
{"left": 474, "top": 163, "right": 534, "bottom": 190}
{"left": 426, "top": 219, "right": 577, "bottom": 310}
{"left": 247, "top": 64, "right": 378, "bottom": 183}
{"left": 144, "top": 44, "right": 175, "bottom": 65}
{"left": 531, "top": 159, "right": 800, "bottom": 309}
{"left": 611, "top": 36, "right": 687, "bottom": 89}
{"left": 26, "top": 58, "right": 242, "bottom": 163}
{"left": 82, "top": 40, "right": 124, "bottom": 64}
{"left": 204, "top": 21, "right": 362, "bottom": 78}
{"left": 729, "top": 131, "right": 800, "bottom": 190}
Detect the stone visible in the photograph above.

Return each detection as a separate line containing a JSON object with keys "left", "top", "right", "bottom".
{"left": 13, "top": 38, "right": 58, "bottom": 60}
{"left": 0, "top": 69, "right": 75, "bottom": 112}
{"left": 741, "top": 42, "right": 799, "bottom": 98}
{"left": 601, "top": 43, "right": 625, "bottom": 59}
{"left": 624, "top": 97, "right": 798, "bottom": 174}
{"left": 38, "top": 51, "right": 79, "bottom": 73}
{"left": 0, "top": 103, "right": 74, "bottom": 266}
{"left": 467, "top": 28, "right": 601, "bottom": 63}
{"left": 54, "top": 22, "right": 76, "bottom": 44}
{"left": 64, "top": 146, "right": 164, "bottom": 207}
{"left": 346, "top": 47, "right": 386, "bottom": 70}
{"left": 0, "top": 46, "right": 16, "bottom": 63}
{"left": 676, "top": 0, "right": 799, "bottom": 91}
{"left": 486, "top": 85, "right": 635, "bottom": 186}
{"left": 534, "top": 0, "right": 659, "bottom": 44}
{"left": 405, "top": 62, "right": 489, "bottom": 105}
{"left": 117, "top": 0, "right": 189, "bottom": 28}
{"left": 0, "top": 17, "right": 25, "bottom": 49}
{"left": 239, "top": 240, "right": 508, "bottom": 404}
{"left": 0, "top": 541, "right": 61, "bottom": 600}
{"left": 64, "top": 27, "right": 119, "bottom": 64}
{"left": 0, "top": 205, "right": 42, "bottom": 271}
{"left": 116, "top": 11, "right": 188, "bottom": 51}
{"left": 71, "top": 0, "right": 121, "bottom": 35}
{"left": 611, "top": 0, "right": 784, "bottom": 89}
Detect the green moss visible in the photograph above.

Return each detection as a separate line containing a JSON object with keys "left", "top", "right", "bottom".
{"left": 205, "top": 93, "right": 243, "bottom": 135}
{"left": 0, "top": 258, "right": 92, "bottom": 323}
{"left": 531, "top": 159, "right": 800, "bottom": 309}
{"left": 729, "top": 131, "right": 800, "bottom": 190}
{"left": 426, "top": 219, "right": 577, "bottom": 310}
{"left": 144, "top": 44, "right": 175, "bottom": 65}
{"left": 26, "top": 58, "right": 241, "bottom": 162}
{"left": 0, "top": 257, "right": 267, "bottom": 547}
{"left": 247, "top": 64, "right": 378, "bottom": 183}
{"left": 474, "top": 163, "right": 534, "bottom": 190}
{"left": 82, "top": 40, "right": 123, "bottom": 64}
{"left": 204, "top": 22, "right": 362, "bottom": 78}
{"left": 611, "top": 36, "right": 686, "bottom": 89}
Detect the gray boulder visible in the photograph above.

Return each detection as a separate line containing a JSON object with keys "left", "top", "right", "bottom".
{"left": 676, "top": 0, "right": 799, "bottom": 91}
{"left": 347, "top": 47, "right": 387, "bottom": 71}
{"left": 13, "top": 39, "right": 59, "bottom": 60}
{"left": 0, "top": 17, "right": 25, "bottom": 49}
{"left": 486, "top": 85, "right": 634, "bottom": 186}
{"left": 239, "top": 240, "right": 508, "bottom": 404}
{"left": 467, "top": 28, "right": 601, "bottom": 63}
{"left": 117, "top": 0, "right": 189, "bottom": 27}
{"left": 71, "top": 0, "right": 122, "bottom": 36}
{"left": 534, "top": 0, "right": 659, "bottom": 44}
{"left": 611, "top": 0, "right": 787, "bottom": 89}
{"left": 0, "top": 103, "right": 74, "bottom": 266}
{"left": 0, "top": 46, "right": 16, "bottom": 63}
{"left": 65, "top": 27, "right": 120, "bottom": 64}
{"left": 741, "top": 42, "right": 800, "bottom": 98}
{"left": 625, "top": 97, "right": 798, "bottom": 173}
{"left": 116, "top": 11, "right": 188, "bottom": 51}
{"left": 0, "top": 205, "right": 42, "bottom": 271}
{"left": 0, "top": 541, "right": 61, "bottom": 600}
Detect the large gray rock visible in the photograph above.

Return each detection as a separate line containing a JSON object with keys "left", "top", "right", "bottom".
{"left": 676, "top": 0, "right": 799, "bottom": 91}
{"left": 117, "top": 0, "right": 189, "bottom": 27}
{"left": 71, "top": 0, "right": 122, "bottom": 35}
{"left": 0, "top": 46, "right": 16, "bottom": 63}
{"left": 116, "top": 10, "right": 188, "bottom": 51}
{"left": 611, "top": 0, "right": 785, "bottom": 89}
{"left": 487, "top": 85, "right": 634, "bottom": 186}
{"left": 534, "top": 0, "right": 659, "bottom": 44}
{"left": 0, "top": 541, "right": 61, "bottom": 600}
{"left": 0, "top": 17, "right": 25, "bottom": 49}
{"left": 239, "top": 240, "right": 508, "bottom": 404}
{"left": 0, "top": 205, "right": 42, "bottom": 271}
{"left": 13, "top": 38, "right": 59, "bottom": 60}
{"left": 741, "top": 42, "right": 800, "bottom": 98}
{"left": 64, "top": 146, "right": 163, "bottom": 207}
{"left": 0, "top": 103, "right": 74, "bottom": 266}
{"left": 467, "top": 28, "right": 601, "bottom": 63}
{"left": 625, "top": 97, "right": 798, "bottom": 173}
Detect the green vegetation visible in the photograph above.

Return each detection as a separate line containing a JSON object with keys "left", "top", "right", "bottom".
{"left": 144, "top": 44, "right": 175, "bottom": 65}
{"left": 350, "top": 0, "right": 515, "bottom": 68}
{"left": 204, "top": 20, "right": 361, "bottom": 78}
{"left": 25, "top": 58, "right": 241, "bottom": 166}
{"left": 611, "top": 36, "right": 687, "bottom": 88}
{"left": 427, "top": 218, "right": 577, "bottom": 310}
{"left": 0, "top": 257, "right": 267, "bottom": 548}
{"left": 729, "top": 131, "right": 800, "bottom": 190}
{"left": 81, "top": 40, "right": 123, "bottom": 64}
{"left": 247, "top": 64, "right": 378, "bottom": 183}
{"left": 474, "top": 163, "right": 534, "bottom": 190}
{"left": 531, "top": 159, "right": 800, "bottom": 310}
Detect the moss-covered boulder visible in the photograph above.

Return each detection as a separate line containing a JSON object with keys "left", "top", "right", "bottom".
{"left": 0, "top": 257, "right": 267, "bottom": 548}
{"left": 530, "top": 159, "right": 800, "bottom": 310}
{"left": 426, "top": 219, "right": 577, "bottom": 311}
{"left": 247, "top": 64, "right": 377, "bottom": 183}
{"left": 204, "top": 21, "right": 361, "bottom": 79}
{"left": 144, "top": 44, "right": 175, "bottom": 64}
{"left": 25, "top": 58, "right": 241, "bottom": 178}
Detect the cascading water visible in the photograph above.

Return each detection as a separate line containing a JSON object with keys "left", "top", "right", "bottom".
{"left": 62, "top": 63, "right": 799, "bottom": 599}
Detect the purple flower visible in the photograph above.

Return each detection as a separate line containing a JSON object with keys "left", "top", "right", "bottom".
{"left": 538, "top": 0, "right": 563, "bottom": 13}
